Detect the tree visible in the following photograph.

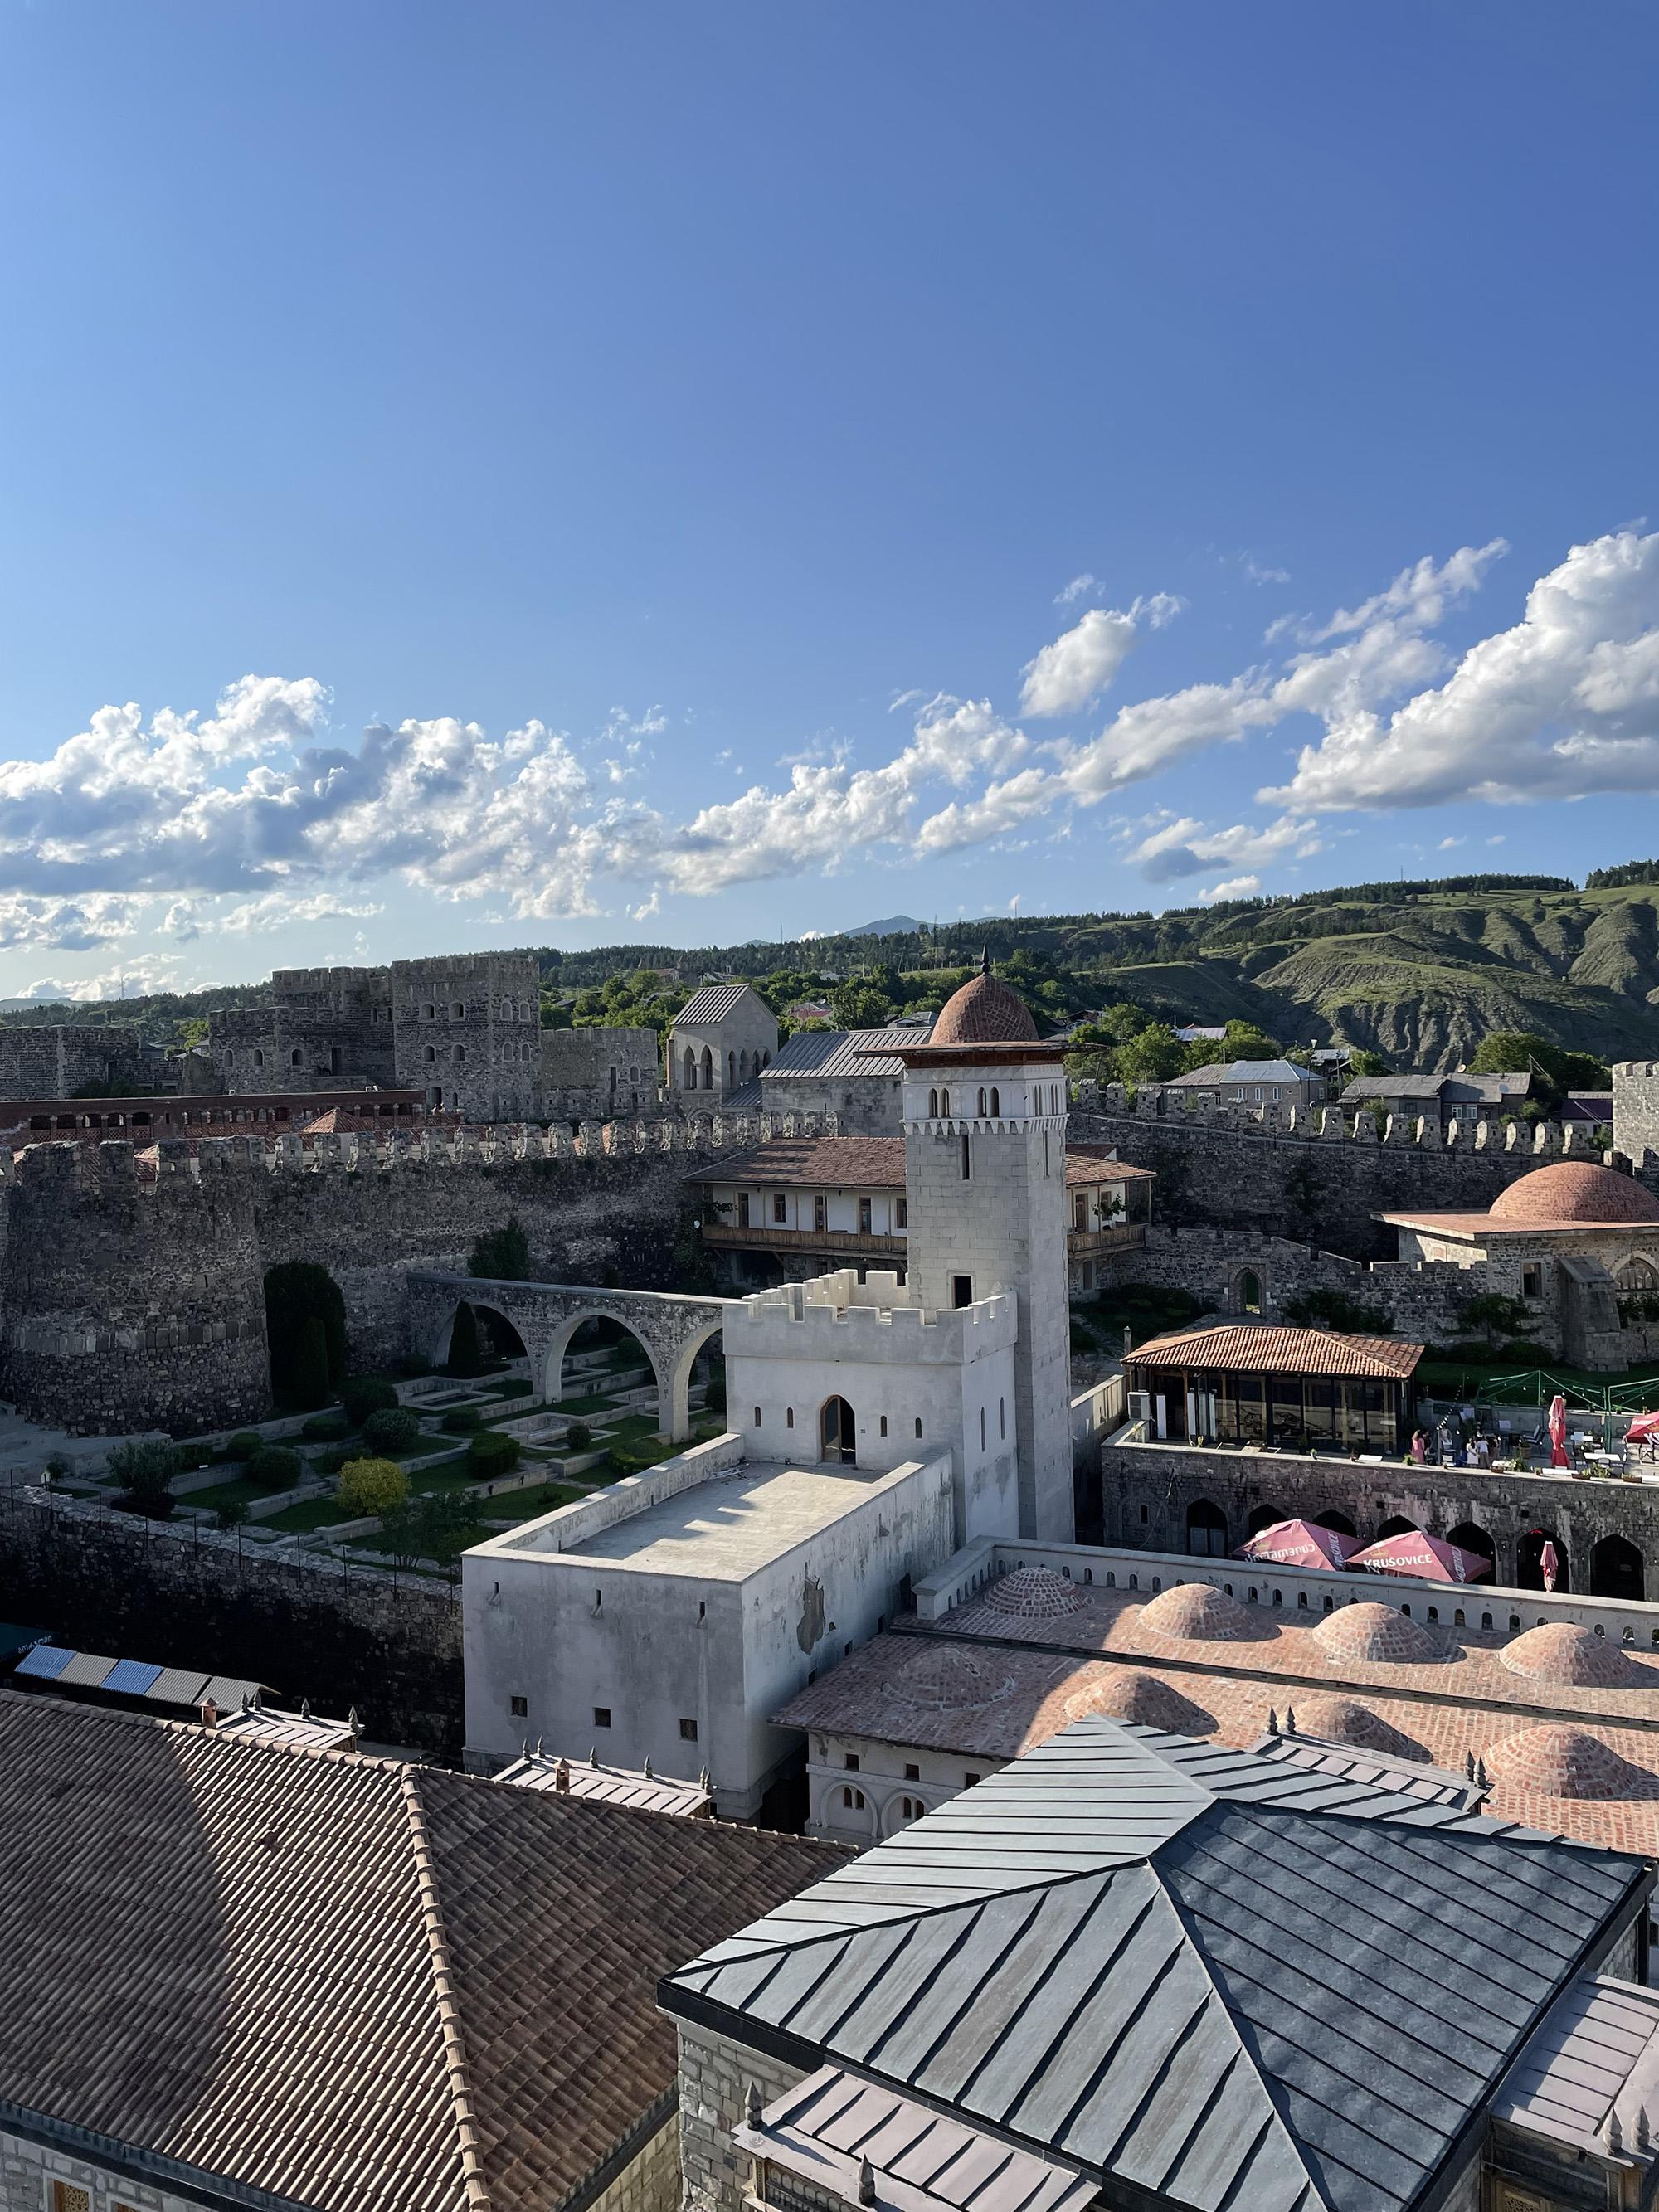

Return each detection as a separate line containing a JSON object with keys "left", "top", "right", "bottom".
{"left": 469, "top": 1217, "right": 531, "bottom": 1281}
{"left": 381, "top": 1490, "right": 477, "bottom": 1570}
{"left": 1220, "top": 1020, "right": 1279, "bottom": 1061}
{"left": 1345, "top": 1048, "right": 1389, "bottom": 1077}
{"left": 1456, "top": 1292, "right": 1536, "bottom": 1349}
{"left": 289, "top": 1315, "right": 332, "bottom": 1412}
{"left": 829, "top": 980, "right": 895, "bottom": 1030}
{"left": 1467, "top": 1032, "right": 1609, "bottom": 1110}
{"left": 447, "top": 1300, "right": 484, "bottom": 1378}
{"left": 108, "top": 1439, "right": 178, "bottom": 1516}
{"left": 1117, "top": 1026, "right": 1185, "bottom": 1085}
{"left": 338, "top": 1456, "right": 409, "bottom": 1517}
{"left": 263, "top": 1262, "right": 348, "bottom": 1403}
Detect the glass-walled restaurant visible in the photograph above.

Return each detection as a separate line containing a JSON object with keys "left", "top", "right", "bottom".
{"left": 1125, "top": 1325, "right": 1423, "bottom": 1451}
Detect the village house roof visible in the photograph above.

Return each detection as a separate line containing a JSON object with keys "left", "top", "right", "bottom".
{"left": 1383, "top": 1160, "right": 1659, "bottom": 1242}
{"left": 701, "top": 1136, "right": 1155, "bottom": 1192}
{"left": 675, "top": 983, "right": 762, "bottom": 1025}
{"left": 0, "top": 1691, "right": 841, "bottom": 2212}
{"left": 1167, "top": 1057, "right": 1316, "bottom": 1088}
{"left": 663, "top": 1714, "right": 1648, "bottom": 2212}
{"left": 1126, "top": 1323, "right": 1423, "bottom": 1379}
{"left": 1341, "top": 1072, "right": 1531, "bottom": 1106}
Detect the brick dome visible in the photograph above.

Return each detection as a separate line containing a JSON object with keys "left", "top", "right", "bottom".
{"left": 891, "top": 1646, "right": 1015, "bottom": 1712}
{"left": 1063, "top": 1670, "right": 1214, "bottom": 1734}
{"left": 1489, "top": 1161, "right": 1659, "bottom": 1226}
{"left": 1498, "top": 1622, "right": 1657, "bottom": 1689}
{"left": 1310, "top": 1602, "right": 1447, "bottom": 1665}
{"left": 1138, "top": 1582, "right": 1272, "bottom": 1643}
{"left": 1290, "top": 1696, "right": 1428, "bottom": 1760}
{"left": 983, "top": 1566, "right": 1084, "bottom": 1619}
{"left": 931, "top": 969, "right": 1039, "bottom": 1048}
{"left": 1485, "top": 1724, "right": 1659, "bottom": 1801}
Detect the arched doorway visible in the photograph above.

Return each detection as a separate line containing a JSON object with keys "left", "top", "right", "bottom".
{"left": 1186, "top": 1499, "right": 1228, "bottom": 1557}
{"left": 1446, "top": 1522, "right": 1496, "bottom": 1582}
{"left": 1247, "top": 1503, "right": 1286, "bottom": 1535}
{"left": 551, "top": 1315, "right": 660, "bottom": 1426}
{"left": 1591, "top": 1534, "right": 1645, "bottom": 1602}
{"left": 820, "top": 1396, "right": 856, "bottom": 1465}
{"left": 1237, "top": 1270, "right": 1262, "bottom": 1315}
{"left": 1516, "top": 1529, "right": 1570, "bottom": 1593}
{"left": 1377, "top": 1514, "right": 1417, "bottom": 1541}
{"left": 1311, "top": 1509, "right": 1356, "bottom": 1538}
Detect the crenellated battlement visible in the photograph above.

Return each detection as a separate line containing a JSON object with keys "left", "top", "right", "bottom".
{"left": 1068, "top": 1078, "right": 1597, "bottom": 1158}
{"left": 731, "top": 1266, "right": 1017, "bottom": 1363}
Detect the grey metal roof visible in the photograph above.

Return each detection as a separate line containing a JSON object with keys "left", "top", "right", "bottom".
{"left": 740, "top": 2066, "right": 1098, "bottom": 2212}
{"left": 1168, "top": 1059, "right": 1316, "bottom": 1087}
{"left": 676, "top": 984, "right": 761, "bottom": 1025}
{"left": 663, "top": 1716, "right": 1649, "bottom": 2212}
{"left": 1249, "top": 1730, "right": 1481, "bottom": 1811}
{"left": 762, "top": 1023, "right": 936, "bottom": 1082}
{"left": 1493, "top": 1974, "right": 1659, "bottom": 2156}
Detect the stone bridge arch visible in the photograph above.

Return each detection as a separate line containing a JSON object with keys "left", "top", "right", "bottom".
{"left": 406, "top": 1271, "right": 727, "bottom": 1441}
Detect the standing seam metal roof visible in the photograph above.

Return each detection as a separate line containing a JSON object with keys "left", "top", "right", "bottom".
{"left": 761, "top": 1023, "right": 937, "bottom": 1081}
{"left": 662, "top": 1717, "right": 1647, "bottom": 2212}
{"left": 675, "top": 984, "right": 761, "bottom": 1025}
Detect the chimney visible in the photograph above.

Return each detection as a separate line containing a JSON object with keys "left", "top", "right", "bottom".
{"left": 200, "top": 1696, "right": 219, "bottom": 1728}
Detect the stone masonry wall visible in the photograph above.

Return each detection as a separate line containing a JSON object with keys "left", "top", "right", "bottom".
{"left": 584, "top": 2122, "right": 681, "bottom": 2212}
{"left": 0, "top": 1022, "right": 145, "bottom": 1101}
{"left": 1, "top": 2122, "right": 207, "bottom": 2212}
{"left": 677, "top": 2022, "right": 805, "bottom": 2212}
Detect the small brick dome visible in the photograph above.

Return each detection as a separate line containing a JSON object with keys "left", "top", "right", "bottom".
{"left": 891, "top": 1646, "right": 1014, "bottom": 1712}
{"left": 931, "top": 970, "right": 1039, "bottom": 1048}
{"left": 1498, "top": 1622, "right": 1657, "bottom": 1689}
{"left": 983, "top": 1566, "right": 1085, "bottom": 1619}
{"left": 1138, "top": 1582, "right": 1268, "bottom": 1643}
{"left": 1064, "top": 1670, "right": 1214, "bottom": 1734}
{"left": 1485, "top": 1724, "right": 1659, "bottom": 1801}
{"left": 1311, "top": 1602, "right": 1447, "bottom": 1665}
{"left": 1290, "top": 1696, "right": 1428, "bottom": 1761}
{"left": 1489, "top": 1161, "right": 1659, "bottom": 1225}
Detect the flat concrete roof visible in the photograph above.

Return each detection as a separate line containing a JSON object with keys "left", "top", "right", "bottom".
{"left": 532, "top": 1459, "right": 920, "bottom": 1581}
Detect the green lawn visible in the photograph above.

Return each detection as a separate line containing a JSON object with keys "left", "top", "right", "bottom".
{"left": 557, "top": 1390, "right": 623, "bottom": 1415}
{"left": 602, "top": 1412, "right": 661, "bottom": 1444}
{"left": 406, "top": 1457, "right": 478, "bottom": 1495}
{"left": 262, "top": 1496, "right": 358, "bottom": 1534}
{"left": 483, "top": 1481, "right": 584, "bottom": 1520}
{"left": 182, "top": 1475, "right": 297, "bottom": 1515}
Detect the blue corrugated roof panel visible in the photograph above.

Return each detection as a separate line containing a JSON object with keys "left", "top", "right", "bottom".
{"left": 102, "top": 1659, "right": 163, "bottom": 1698}
{"left": 13, "top": 1644, "right": 72, "bottom": 1680}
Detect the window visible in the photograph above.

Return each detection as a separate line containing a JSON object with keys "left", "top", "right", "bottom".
{"left": 700, "top": 1046, "right": 714, "bottom": 1088}
{"left": 453, "top": 1044, "right": 465, "bottom": 1062}
{"left": 290, "top": 1048, "right": 303, "bottom": 1066}
{"left": 1524, "top": 1262, "right": 1544, "bottom": 1299}
{"left": 841, "top": 1787, "right": 865, "bottom": 1810}
{"left": 980, "top": 1406, "right": 986, "bottom": 1450}
{"left": 964, "top": 1772, "right": 981, "bottom": 1787}
{"left": 879, "top": 1414, "right": 888, "bottom": 1437}
{"left": 510, "top": 1695, "right": 528, "bottom": 1719}
{"left": 684, "top": 1048, "right": 697, "bottom": 1089}
{"left": 425, "top": 1044, "right": 436, "bottom": 1062}
{"left": 454, "top": 1002, "right": 465, "bottom": 1019}
{"left": 593, "top": 1706, "right": 611, "bottom": 1728}
{"left": 772, "top": 1192, "right": 787, "bottom": 1223}
{"left": 951, "top": 1274, "right": 973, "bottom": 1308}
{"left": 786, "top": 1407, "right": 795, "bottom": 1429}
{"left": 900, "top": 1796, "right": 922, "bottom": 1821}
{"left": 859, "top": 1196, "right": 873, "bottom": 1233}
{"left": 814, "top": 1194, "right": 827, "bottom": 1231}
{"left": 978, "top": 1086, "right": 988, "bottom": 1115}
{"left": 679, "top": 1718, "right": 698, "bottom": 1742}
{"left": 844, "top": 1753, "right": 860, "bottom": 1771}
{"left": 895, "top": 1198, "right": 907, "bottom": 1228}
{"left": 1042, "top": 1130, "right": 1050, "bottom": 1177}
{"left": 939, "top": 1088, "right": 951, "bottom": 1116}
{"left": 1000, "top": 1396, "right": 1005, "bottom": 1439}
{"left": 904, "top": 1762, "right": 920, "bottom": 1781}
{"left": 927, "top": 1087, "right": 938, "bottom": 1116}
{"left": 961, "top": 1131, "right": 971, "bottom": 1180}
{"left": 1073, "top": 1191, "right": 1088, "bottom": 1229}
{"left": 424, "top": 1002, "right": 435, "bottom": 1019}
{"left": 754, "top": 1405, "right": 762, "bottom": 1426}
{"left": 737, "top": 1190, "right": 751, "bottom": 1227}
{"left": 252, "top": 1048, "right": 264, "bottom": 1067}
{"left": 52, "top": 2187, "right": 90, "bottom": 2212}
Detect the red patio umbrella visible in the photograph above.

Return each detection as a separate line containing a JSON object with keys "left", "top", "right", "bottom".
{"left": 1233, "top": 1519, "right": 1363, "bottom": 1570}
{"left": 1626, "top": 1412, "right": 1659, "bottom": 1443}
{"left": 1350, "top": 1529, "right": 1492, "bottom": 1583}
{"left": 1548, "top": 1394, "right": 1571, "bottom": 1469}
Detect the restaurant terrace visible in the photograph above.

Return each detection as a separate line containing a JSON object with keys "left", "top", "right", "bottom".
{"left": 1126, "top": 1322, "right": 1423, "bottom": 1452}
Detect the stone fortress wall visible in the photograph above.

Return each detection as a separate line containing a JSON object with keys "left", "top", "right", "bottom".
{"left": 0, "top": 1108, "right": 841, "bottom": 1437}
{"left": 211, "top": 966, "right": 396, "bottom": 1094}
{"left": 0, "top": 1023, "right": 147, "bottom": 1101}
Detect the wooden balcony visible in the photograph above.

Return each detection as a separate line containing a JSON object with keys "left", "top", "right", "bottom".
{"left": 702, "top": 1223, "right": 906, "bottom": 1261}
{"left": 1065, "top": 1222, "right": 1147, "bottom": 1257}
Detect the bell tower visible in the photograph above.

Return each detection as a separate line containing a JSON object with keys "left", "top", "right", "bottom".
{"left": 892, "top": 956, "right": 1073, "bottom": 1541}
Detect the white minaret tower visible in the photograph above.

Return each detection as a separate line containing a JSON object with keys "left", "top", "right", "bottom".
{"left": 890, "top": 955, "right": 1073, "bottom": 1541}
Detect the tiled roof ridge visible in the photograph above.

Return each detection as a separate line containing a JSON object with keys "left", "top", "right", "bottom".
{"left": 402, "top": 1769, "right": 494, "bottom": 2212}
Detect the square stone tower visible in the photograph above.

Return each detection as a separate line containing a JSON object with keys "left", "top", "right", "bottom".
{"left": 887, "top": 959, "right": 1073, "bottom": 1542}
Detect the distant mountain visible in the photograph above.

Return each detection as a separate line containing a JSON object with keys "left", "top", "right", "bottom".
{"left": 844, "top": 914, "right": 926, "bottom": 937}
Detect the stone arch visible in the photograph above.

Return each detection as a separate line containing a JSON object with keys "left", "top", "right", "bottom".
{"left": 1618, "top": 1257, "right": 1659, "bottom": 1291}
{"left": 882, "top": 1790, "right": 927, "bottom": 1837}
{"left": 662, "top": 1313, "right": 727, "bottom": 1442}
{"left": 1246, "top": 1502, "right": 1286, "bottom": 1536}
{"left": 1236, "top": 1268, "right": 1262, "bottom": 1315}
{"left": 1446, "top": 1521, "right": 1496, "bottom": 1582}
{"left": 1377, "top": 1514, "right": 1416, "bottom": 1540}
{"left": 1516, "top": 1528, "right": 1570, "bottom": 1593}
{"left": 1591, "top": 1533, "right": 1645, "bottom": 1602}
{"left": 1186, "top": 1498, "right": 1228, "bottom": 1557}
{"left": 428, "top": 1296, "right": 528, "bottom": 1375}
{"left": 540, "top": 1308, "right": 668, "bottom": 1429}
{"left": 1311, "top": 1509, "right": 1356, "bottom": 1538}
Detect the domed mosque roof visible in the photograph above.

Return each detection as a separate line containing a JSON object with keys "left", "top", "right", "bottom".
{"left": 1137, "top": 1582, "right": 1274, "bottom": 1644}
{"left": 1485, "top": 1724, "right": 1659, "bottom": 1801}
{"left": 983, "top": 1566, "right": 1085, "bottom": 1620}
{"left": 1310, "top": 1602, "right": 1447, "bottom": 1665}
{"left": 1063, "top": 1671, "right": 1215, "bottom": 1734}
{"left": 1490, "top": 1160, "right": 1659, "bottom": 1226}
{"left": 1498, "top": 1621, "right": 1657, "bottom": 1689}
{"left": 932, "top": 955, "right": 1040, "bottom": 1048}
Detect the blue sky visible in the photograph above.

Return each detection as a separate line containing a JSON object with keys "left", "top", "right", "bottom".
{"left": 1, "top": 2, "right": 1657, "bottom": 995}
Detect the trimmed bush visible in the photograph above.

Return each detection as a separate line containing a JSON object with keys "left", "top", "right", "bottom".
{"left": 302, "top": 1413, "right": 349, "bottom": 1441}
{"left": 362, "top": 1406, "right": 421, "bottom": 1452}
{"left": 447, "top": 1301, "right": 484, "bottom": 1379}
{"left": 226, "top": 1431, "right": 264, "bottom": 1461}
{"left": 338, "top": 1456, "right": 409, "bottom": 1517}
{"left": 247, "top": 1446, "right": 303, "bottom": 1489}
{"left": 440, "top": 1407, "right": 483, "bottom": 1436}
{"left": 215, "top": 1499, "right": 251, "bottom": 1531}
{"left": 315, "top": 1446, "right": 353, "bottom": 1476}
{"left": 109, "top": 1439, "right": 179, "bottom": 1509}
{"left": 340, "top": 1376, "right": 400, "bottom": 1427}
{"left": 467, "top": 1429, "right": 522, "bottom": 1481}
{"left": 562, "top": 1421, "right": 593, "bottom": 1453}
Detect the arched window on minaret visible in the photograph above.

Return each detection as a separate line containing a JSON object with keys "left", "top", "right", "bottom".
{"left": 961, "top": 1131, "right": 971, "bottom": 1181}
{"left": 927, "top": 1087, "right": 938, "bottom": 1117}
{"left": 990, "top": 1087, "right": 1000, "bottom": 1115}
{"left": 940, "top": 1087, "right": 951, "bottom": 1117}
{"left": 977, "top": 1087, "right": 987, "bottom": 1116}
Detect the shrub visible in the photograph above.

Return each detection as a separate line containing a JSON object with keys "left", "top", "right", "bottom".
{"left": 469, "top": 1217, "right": 532, "bottom": 1282}
{"left": 607, "top": 1437, "right": 676, "bottom": 1478}
{"left": 362, "top": 1406, "right": 421, "bottom": 1453}
{"left": 302, "top": 1413, "right": 349, "bottom": 1441}
{"left": 226, "top": 1430, "right": 264, "bottom": 1461}
{"left": 340, "top": 1376, "right": 400, "bottom": 1427}
{"left": 44, "top": 1453, "right": 71, "bottom": 1480}
{"left": 467, "top": 1429, "right": 521, "bottom": 1480}
{"left": 289, "top": 1315, "right": 332, "bottom": 1412}
{"left": 247, "top": 1446, "right": 302, "bottom": 1489}
{"left": 338, "top": 1456, "right": 409, "bottom": 1517}
{"left": 215, "top": 1499, "right": 251, "bottom": 1531}
{"left": 315, "top": 1445, "right": 353, "bottom": 1476}
{"left": 563, "top": 1420, "right": 593, "bottom": 1453}
{"left": 440, "top": 1406, "right": 483, "bottom": 1435}
{"left": 108, "top": 1439, "right": 179, "bottom": 1508}
{"left": 382, "top": 1490, "right": 478, "bottom": 1569}
{"left": 263, "top": 1261, "right": 348, "bottom": 1401}
{"left": 447, "top": 1302, "right": 484, "bottom": 1379}
{"left": 495, "top": 1377, "right": 532, "bottom": 1398}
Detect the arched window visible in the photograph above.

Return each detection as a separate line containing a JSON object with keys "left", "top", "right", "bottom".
{"left": 1447, "top": 1522, "right": 1496, "bottom": 1583}
{"left": 1186, "top": 1500, "right": 1228, "bottom": 1558}
{"left": 1238, "top": 1270, "right": 1262, "bottom": 1315}
{"left": 700, "top": 1047, "right": 713, "bottom": 1089}
{"left": 684, "top": 1048, "right": 697, "bottom": 1090}
{"left": 1246, "top": 1502, "right": 1286, "bottom": 1535}
{"left": 939, "top": 1088, "right": 951, "bottom": 1116}
{"left": 820, "top": 1395, "right": 855, "bottom": 1465}
{"left": 424, "top": 1003, "right": 435, "bottom": 1020}
{"left": 914, "top": 1417, "right": 922, "bottom": 1437}
{"left": 961, "top": 1132, "right": 971, "bottom": 1181}
{"left": 978, "top": 1087, "right": 988, "bottom": 1116}
{"left": 425, "top": 1045, "right": 436, "bottom": 1063}
{"left": 1517, "top": 1529, "right": 1569, "bottom": 1592}
{"left": 453, "top": 1044, "right": 466, "bottom": 1063}
{"left": 1311, "top": 1509, "right": 1356, "bottom": 1537}
{"left": 842, "top": 1787, "right": 865, "bottom": 1811}
{"left": 879, "top": 1415, "right": 888, "bottom": 1437}
{"left": 1592, "top": 1534, "right": 1645, "bottom": 1602}
{"left": 739, "top": 1050, "right": 750, "bottom": 1083}
{"left": 899, "top": 1796, "right": 922, "bottom": 1822}
{"left": 990, "top": 1086, "right": 1000, "bottom": 1115}
{"left": 927, "top": 1088, "right": 939, "bottom": 1117}
{"left": 728, "top": 1051, "right": 736, "bottom": 1089}
{"left": 1619, "top": 1258, "right": 1659, "bottom": 1291}
{"left": 453, "top": 1002, "right": 465, "bottom": 1019}
{"left": 252, "top": 1048, "right": 264, "bottom": 1067}
{"left": 762, "top": 1049, "right": 771, "bottom": 1067}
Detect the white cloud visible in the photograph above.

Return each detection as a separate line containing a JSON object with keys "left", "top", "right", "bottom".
{"left": 0, "top": 893, "right": 148, "bottom": 951}
{"left": 1304, "top": 541, "right": 1508, "bottom": 644}
{"left": 1123, "top": 811, "right": 1324, "bottom": 882}
{"left": 1055, "top": 573, "right": 1100, "bottom": 605}
{"left": 15, "top": 954, "right": 195, "bottom": 1002}
{"left": 1437, "top": 836, "right": 1465, "bottom": 850}
{"left": 1019, "top": 607, "right": 1139, "bottom": 717}
{"left": 1244, "top": 559, "right": 1291, "bottom": 586}
{"left": 1197, "top": 874, "right": 1261, "bottom": 903}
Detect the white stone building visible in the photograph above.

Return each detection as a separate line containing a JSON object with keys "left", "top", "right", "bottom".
{"left": 669, "top": 984, "right": 778, "bottom": 1106}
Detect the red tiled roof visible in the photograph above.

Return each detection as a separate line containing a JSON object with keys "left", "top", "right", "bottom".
{"left": 1491, "top": 1161, "right": 1659, "bottom": 1226}
{"left": 930, "top": 972, "right": 1039, "bottom": 1047}
{"left": 1127, "top": 1323, "right": 1423, "bottom": 1379}
{"left": 702, "top": 1136, "right": 1148, "bottom": 1193}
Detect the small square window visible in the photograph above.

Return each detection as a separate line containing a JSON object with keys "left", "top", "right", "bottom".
{"left": 593, "top": 1706, "right": 611, "bottom": 1728}
{"left": 679, "top": 1717, "right": 698, "bottom": 1742}
{"left": 964, "top": 1772, "right": 981, "bottom": 1787}
{"left": 844, "top": 1753, "right": 860, "bottom": 1772}
{"left": 509, "top": 1695, "right": 528, "bottom": 1719}
{"left": 905, "top": 1762, "right": 920, "bottom": 1782}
